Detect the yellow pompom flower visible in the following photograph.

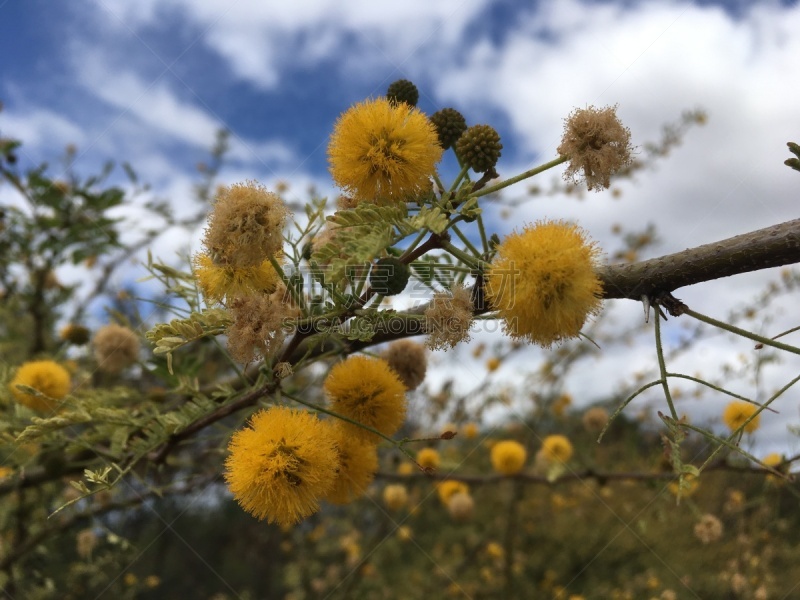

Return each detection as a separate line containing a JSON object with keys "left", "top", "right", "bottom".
{"left": 722, "top": 401, "right": 760, "bottom": 433}
{"left": 416, "top": 447, "right": 440, "bottom": 470}
{"left": 93, "top": 323, "right": 140, "bottom": 373}
{"left": 668, "top": 473, "right": 699, "bottom": 499}
{"left": 193, "top": 252, "right": 279, "bottom": 304}
{"left": 9, "top": 360, "right": 71, "bottom": 413}
{"left": 224, "top": 406, "right": 339, "bottom": 526}
{"left": 397, "top": 462, "right": 415, "bottom": 475}
{"left": 324, "top": 355, "right": 407, "bottom": 443}
{"left": 328, "top": 97, "right": 443, "bottom": 203}
{"left": 383, "top": 484, "right": 409, "bottom": 511}
{"left": 463, "top": 422, "right": 479, "bottom": 440}
{"left": 490, "top": 440, "right": 527, "bottom": 475}
{"left": 541, "top": 435, "right": 574, "bottom": 464}
{"left": 486, "top": 220, "right": 603, "bottom": 348}
{"left": 324, "top": 424, "right": 379, "bottom": 505}
{"left": 437, "top": 480, "right": 469, "bottom": 505}
{"left": 762, "top": 453, "right": 785, "bottom": 485}
{"left": 486, "top": 542, "right": 504, "bottom": 559}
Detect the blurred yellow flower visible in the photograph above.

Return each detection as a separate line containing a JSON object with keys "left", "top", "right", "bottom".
{"left": 446, "top": 491, "right": 475, "bottom": 522}
{"left": 541, "top": 435, "right": 574, "bottom": 464}
{"left": 763, "top": 453, "right": 785, "bottom": 485}
{"left": 668, "top": 473, "right": 699, "bottom": 499}
{"left": 9, "top": 360, "right": 71, "bottom": 413}
{"left": 324, "top": 355, "right": 407, "bottom": 443}
{"left": 486, "top": 357, "right": 501, "bottom": 372}
{"left": 328, "top": 97, "right": 442, "bottom": 203}
{"left": 486, "top": 541, "right": 504, "bottom": 559}
{"left": 437, "top": 480, "right": 469, "bottom": 505}
{"left": 552, "top": 393, "right": 572, "bottom": 417}
{"left": 490, "top": 440, "right": 527, "bottom": 475}
{"left": 396, "top": 525, "right": 412, "bottom": 541}
{"left": 224, "top": 407, "right": 339, "bottom": 525}
{"left": 462, "top": 422, "right": 479, "bottom": 440}
{"left": 93, "top": 323, "right": 140, "bottom": 373}
{"left": 397, "top": 462, "right": 415, "bottom": 475}
{"left": 485, "top": 220, "right": 603, "bottom": 348}
{"left": 416, "top": 447, "right": 440, "bottom": 470}
{"left": 383, "top": 484, "right": 409, "bottom": 511}
{"left": 722, "top": 401, "right": 760, "bottom": 433}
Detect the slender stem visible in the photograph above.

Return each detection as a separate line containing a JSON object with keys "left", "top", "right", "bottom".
{"left": 598, "top": 380, "right": 661, "bottom": 442}
{"left": 698, "top": 372, "right": 800, "bottom": 472}
{"left": 684, "top": 308, "right": 800, "bottom": 356}
{"left": 284, "top": 393, "right": 397, "bottom": 447}
{"left": 440, "top": 241, "right": 486, "bottom": 270}
{"left": 398, "top": 230, "right": 428, "bottom": 262}
{"left": 468, "top": 156, "right": 568, "bottom": 200}
{"left": 477, "top": 213, "right": 489, "bottom": 254}
{"left": 431, "top": 172, "right": 446, "bottom": 196}
{"left": 449, "top": 223, "right": 482, "bottom": 258}
{"left": 666, "top": 373, "right": 777, "bottom": 412}
{"left": 268, "top": 256, "right": 305, "bottom": 313}
{"left": 448, "top": 164, "right": 470, "bottom": 194}
{"left": 654, "top": 310, "right": 679, "bottom": 420}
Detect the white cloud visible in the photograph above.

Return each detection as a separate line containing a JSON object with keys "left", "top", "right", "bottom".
{"left": 86, "top": 0, "right": 492, "bottom": 88}
{"left": 1, "top": 108, "right": 86, "bottom": 156}
{"left": 431, "top": 1, "right": 800, "bottom": 250}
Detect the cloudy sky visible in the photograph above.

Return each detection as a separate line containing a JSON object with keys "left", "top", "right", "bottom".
{"left": 2, "top": 0, "right": 799, "bottom": 452}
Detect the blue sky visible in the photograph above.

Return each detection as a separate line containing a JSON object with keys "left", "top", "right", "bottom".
{"left": 2, "top": 0, "right": 800, "bottom": 450}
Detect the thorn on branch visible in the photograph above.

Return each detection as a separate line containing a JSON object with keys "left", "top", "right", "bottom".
{"left": 652, "top": 292, "right": 688, "bottom": 318}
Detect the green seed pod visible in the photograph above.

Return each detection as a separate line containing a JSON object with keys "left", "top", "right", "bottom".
{"left": 430, "top": 108, "right": 467, "bottom": 150}
{"left": 456, "top": 124, "right": 503, "bottom": 173}
{"left": 370, "top": 257, "right": 410, "bottom": 296}
{"left": 387, "top": 79, "right": 419, "bottom": 107}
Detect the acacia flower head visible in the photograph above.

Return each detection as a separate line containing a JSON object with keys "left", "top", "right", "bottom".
{"left": 382, "top": 339, "right": 427, "bottom": 390}
{"left": 490, "top": 440, "right": 527, "bottom": 475}
{"left": 447, "top": 491, "right": 475, "bottom": 522}
{"left": 323, "top": 355, "right": 407, "bottom": 443}
{"left": 668, "top": 473, "right": 699, "bottom": 499}
{"left": 416, "top": 447, "right": 441, "bottom": 470}
{"left": 694, "top": 513, "right": 724, "bottom": 544}
{"left": 203, "top": 181, "right": 289, "bottom": 267}
{"left": 224, "top": 406, "right": 339, "bottom": 526}
{"left": 424, "top": 284, "right": 474, "bottom": 351}
{"left": 383, "top": 484, "right": 409, "bottom": 511}
{"left": 763, "top": 453, "right": 785, "bottom": 485}
{"left": 328, "top": 97, "right": 443, "bottom": 203}
{"left": 193, "top": 252, "right": 279, "bottom": 304}
{"left": 557, "top": 104, "right": 633, "bottom": 191}
{"left": 324, "top": 423, "right": 379, "bottom": 505}
{"left": 437, "top": 480, "right": 469, "bottom": 505}
{"left": 226, "top": 286, "right": 298, "bottom": 363}
{"left": 93, "top": 323, "right": 140, "bottom": 373}
{"left": 541, "top": 435, "right": 574, "bottom": 464}
{"left": 486, "top": 220, "right": 603, "bottom": 348}
{"left": 463, "top": 422, "right": 479, "bottom": 440}
{"left": 722, "top": 401, "right": 760, "bottom": 433}
{"left": 582, "top": 406, "right": 610, "bottom": 433}
{"left": 9, "top": 360, "right": 71, "bottom": 413}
